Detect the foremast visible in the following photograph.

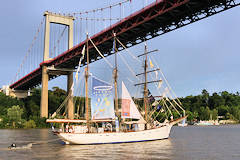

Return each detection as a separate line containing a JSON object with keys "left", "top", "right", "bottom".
{"left": 85, "top": 33, "right": 90, "bottom": 130}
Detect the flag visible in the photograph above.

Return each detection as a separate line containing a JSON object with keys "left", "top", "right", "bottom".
{"left": 147, "top": 89, "right": 155, "bottom": 104}
{"left": 156, "top": 104, "right": 162, "bottom": 112}
{"left": 149, "top": 58, "right": 154, "bottom": 68}
{"left": 79, "top": 45, "right": 86, "bottom": 67}
{"left": 75, "top": 45, "right": 85, "bottom": 81}
{"left": 148, "top": 95, "right": 155, "bottom": 104}
{"left": 158, "top": 80, "right": 162, "bottom": 89}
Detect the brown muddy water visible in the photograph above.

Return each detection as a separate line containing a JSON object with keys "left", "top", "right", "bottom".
{"left": 0, "top": 125, "right": 240, "bottom": 160}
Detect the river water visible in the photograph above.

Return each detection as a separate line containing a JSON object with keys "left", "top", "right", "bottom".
{"left": 0, "top": 125, "right": 239, "bottom": 160}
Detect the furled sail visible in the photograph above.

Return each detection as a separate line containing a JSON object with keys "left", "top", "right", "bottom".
{"left": 121, "top": 81, "right": 141, "bottom": 119}
{"left": 91, "top": 77, "right": 115, "bottom": 119}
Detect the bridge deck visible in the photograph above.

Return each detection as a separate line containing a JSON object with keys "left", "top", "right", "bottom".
{"left": 10, "top": 0, "right": 240, "bottom": 90}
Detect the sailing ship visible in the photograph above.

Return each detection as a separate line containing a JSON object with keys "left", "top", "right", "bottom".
{"left": 47, "top": 33, "right": 187, "bottom": 145}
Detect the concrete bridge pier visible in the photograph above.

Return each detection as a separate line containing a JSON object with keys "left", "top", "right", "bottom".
{"left": 40, "top": 11, "right": 74, "bottom": 118}
{"left": 40, "top": 65, "right": 49, "bottom": 118}
{"left": 67, "top": 72, "right": 74, "bottom": 119}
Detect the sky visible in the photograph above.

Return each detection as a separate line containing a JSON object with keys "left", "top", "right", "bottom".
{"left": 0, "top": 0, "right": 240, "bottom": 98}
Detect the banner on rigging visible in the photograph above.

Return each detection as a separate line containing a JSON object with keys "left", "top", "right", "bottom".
{"left": 91, "top": 77, "right": 115, "bottom": 120}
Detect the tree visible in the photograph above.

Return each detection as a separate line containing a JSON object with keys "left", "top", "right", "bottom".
{"left": 7, "top": 105, "right": 24, "bottom": 128}
{"left": 201, "top": 89, "right": 209, "bottom": 106}
{"left": 52, "top": 87, "right": 67, "bottom": 97}
{"left": 217, "top": 105, "right": 229, "bottom": 118}
{"left": 199, "top": 107, "right": 205, "bottom": 120}
{"left": 211, "top": 109, "right": 218, "bottom": 120}
{"left": 209, "top": 92, "right": 225, "bottom": 109}
{"left": 199, "top": 106, "right": 211, "bottom": 120}
{"left": 186, "top": 111, "right": 194, "bottom": 122}
{"left": 229, "top": 106, "right": 240, "bottom": 120}
{"left": 0, "top": 92, "right": 23, "bottom": 116}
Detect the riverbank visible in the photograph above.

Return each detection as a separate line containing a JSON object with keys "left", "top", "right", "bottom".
{"left": 194, "top": 119, "right": 239, "bottom": 125}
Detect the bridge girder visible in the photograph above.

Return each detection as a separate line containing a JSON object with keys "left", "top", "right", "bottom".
{"left": 10, "top": 0, "right": 240, "bottom": 90}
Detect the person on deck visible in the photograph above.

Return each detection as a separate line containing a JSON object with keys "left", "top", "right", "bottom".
{"left": 66, "top": 123, "right": 69, "bottom": 133}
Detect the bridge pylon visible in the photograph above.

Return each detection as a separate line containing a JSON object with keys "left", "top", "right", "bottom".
{"left": 41, "top": 11, "right": 74, "bottom": 118}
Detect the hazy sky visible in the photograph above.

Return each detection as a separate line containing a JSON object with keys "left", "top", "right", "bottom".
{"left": 0, "top": 0, "right": 240, "bottom": 97}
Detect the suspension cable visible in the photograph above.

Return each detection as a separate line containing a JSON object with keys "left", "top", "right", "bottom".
{"left": 71, "top": 0, "right": 130, "bottom": 15}
{"left": 12, "top": 17, "right": 45, "bottom": 84}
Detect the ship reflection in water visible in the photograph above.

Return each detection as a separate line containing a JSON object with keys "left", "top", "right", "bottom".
{"left": 59, "top": 139, "right": 173, "bottom": 159}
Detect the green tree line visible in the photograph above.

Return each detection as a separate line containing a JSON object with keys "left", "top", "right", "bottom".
{"left": 0, "top": 87, "right": 67, "bottom": 128}
{"left": 0, "top": 88, "right": 240, "bottom": 128}
{"left": 180, "top": 89, "right": 240, "bottom": 123}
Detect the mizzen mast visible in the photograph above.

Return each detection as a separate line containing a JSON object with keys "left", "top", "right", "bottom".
{"left": 143, "top": 44, "right": 148, "bottom": 122}
{"left": 135, "top": 44, "right": 160, "bottom": 124}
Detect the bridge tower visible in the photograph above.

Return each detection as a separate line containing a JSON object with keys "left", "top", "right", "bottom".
{"left": 41, "top": 11, "right": 74, "bottom": 118}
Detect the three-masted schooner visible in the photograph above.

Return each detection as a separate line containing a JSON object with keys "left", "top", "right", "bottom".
{"left": 47, "top": 33, "right": 187, "bottom": 145}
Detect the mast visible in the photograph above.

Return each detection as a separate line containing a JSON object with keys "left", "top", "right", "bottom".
{"left": 85, "top": 33, "right": 90, "bottom": 129}
{"left": 143, "top": 43, "right": 148, "bottom": 122}
{"left": 113, "top": 33, "right": 119, "bottom": 121}
{"left": 135, "top": 45, "right": 159, "bottom": 123}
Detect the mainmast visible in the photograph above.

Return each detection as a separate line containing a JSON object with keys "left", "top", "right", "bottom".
{"left": 85, "top": 33, "right": 90, "bottom": 129}
{"left": 113, "top": 33, "right": 119, "bottom": 121}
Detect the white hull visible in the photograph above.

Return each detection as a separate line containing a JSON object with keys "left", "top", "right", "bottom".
{"left": 57, "top": 124, "right": 173, "bottom": 145}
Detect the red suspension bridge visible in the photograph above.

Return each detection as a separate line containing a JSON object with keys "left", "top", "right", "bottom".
{"left": 9, "top": 0, "right": 240, "bottom": 90}
{"left": 7, "top": 0, "right": 240, "bottom": 117}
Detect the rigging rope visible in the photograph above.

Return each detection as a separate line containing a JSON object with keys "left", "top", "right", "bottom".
{"left": 113, "top": 37, "right": 178, "bottom": 120}
{"left": 147, "top": 55, "right": 184, "bottom": 117}
{"left": 115, "top": 37, "right": 141, "bottom": 63}
{"left": 151, "top": 57, "right": 183, "bottom": 106}
{"left": 118, "top": 53, "right": 140, "bottom": 81}
{"left": 147, "top": 56, "right": 185, "bottom": 117}
{"left": 88, "top": 36, "right": 114, "bottom": 68}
